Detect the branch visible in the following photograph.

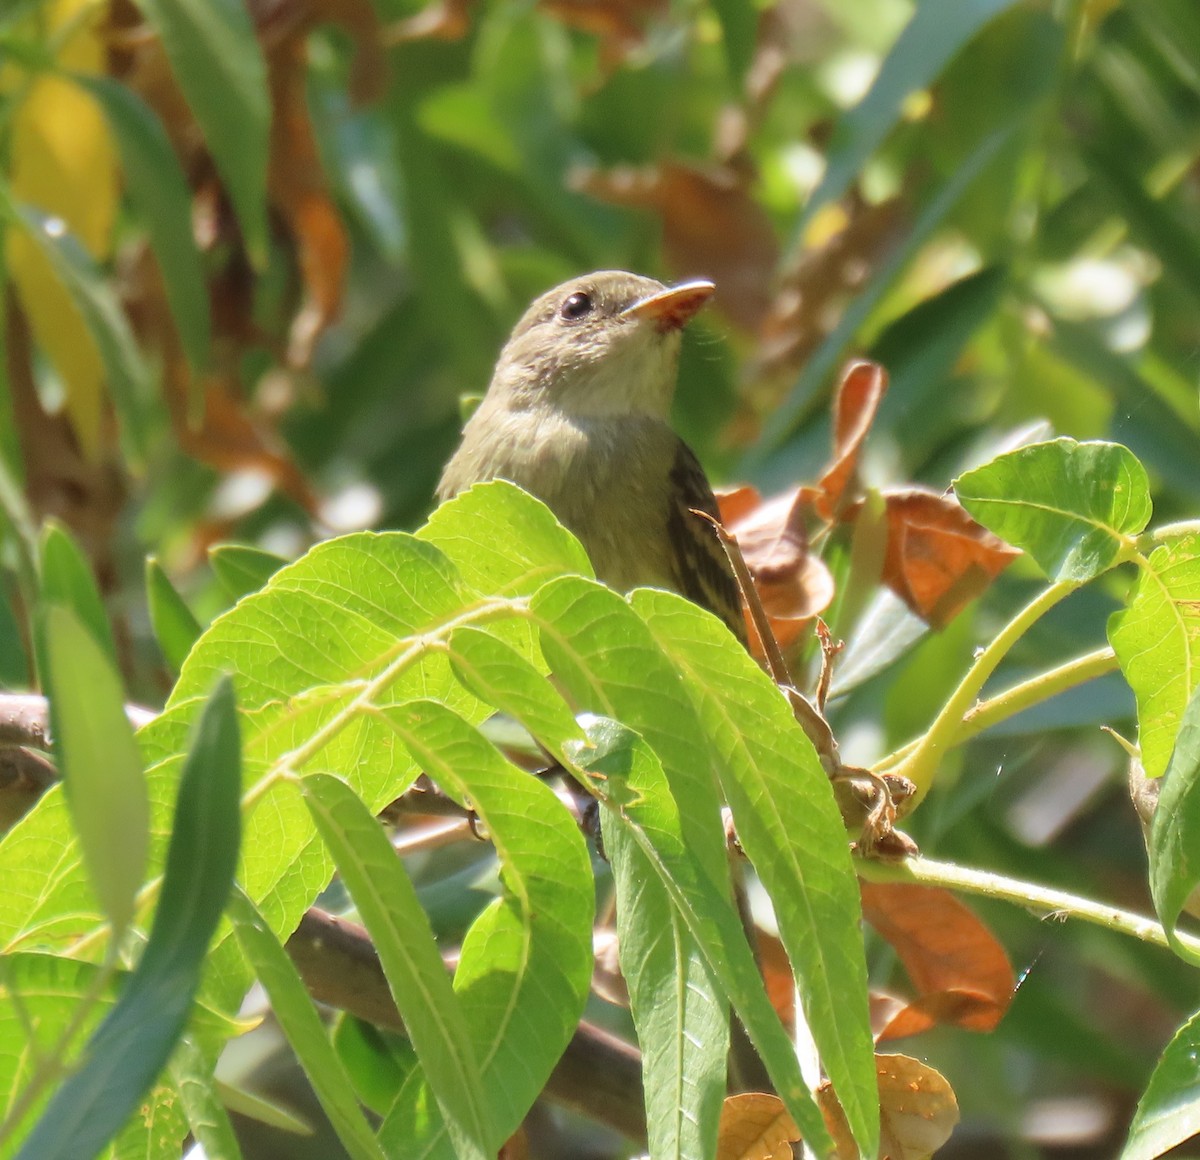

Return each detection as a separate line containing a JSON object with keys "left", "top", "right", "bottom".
{"left": 286, "top": 909, "right": 647, "bottom": 1142}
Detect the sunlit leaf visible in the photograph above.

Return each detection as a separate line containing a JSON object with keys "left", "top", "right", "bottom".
{"left": 954, "top": 438, "right": 1150, "bottom": 583}
{"left": 1148, "top": 687, "right": 1200, "bottom": 965}
{"left": 1109, "top": 535, "right": 1200, "bottom": 780}
{"left": 14, "top": 676, "right": 239, "bottom": 1159}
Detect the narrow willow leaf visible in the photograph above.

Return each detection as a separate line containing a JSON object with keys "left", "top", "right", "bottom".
{"left": 1122, "top": 1008, "right": 1200, "bottom": 1160}
{"left": 447, "top": 626, "right": 582, "bottom": 763}
{"left": 170, "top": 1038, "right": 245, "bottom": 1160}
{"left": 1109, "top": 535, "right": 1200, "bottom": 778}
{"left": 569, "top": 717, "right": 835, "bottom": 1158}
{"left": 146, "top": 557, "right": 202, "bottom": 675}
{"left": 605, "top": 819, "right": 728, "bottom": 1160}
{"left": 40, "top": 605, "right": 146, "bottom": 940}
{"left": 447, "top": 612, "right": 724, "bottom": 1159}
{"left": 633, "top": 589, "right": 878, "bottom": 1159}
{"left": 15, "top": 676, "right": 240, "bottom": 1160}
{"left": 39, "top": 520, "right": 115, "bottom": 665}
{"left": 954, "top": 438, "right": 1150, "bottom": 582}
{"left": 71, "top": 74, "right": 211, "bottom": 372}
{"left": 1149, "top": 687, "right": 1200, "bottom": 966}
{"left": 375, "top": 700, "right": 593, "bottom": 1155}
{"left": 134, "top": 0, "right": 269, "bottom": 267}
{"left": 228, "top": 890, "right": 386, "bottom": 1160}
{"left": 302, "top": 773, "right": 492, "bottom": 1160}
{"left": 207, "top": 543, "right": 287, "bottom": 602}
{"left": 529, "top": 576, "right": 734, "bottom": 1156}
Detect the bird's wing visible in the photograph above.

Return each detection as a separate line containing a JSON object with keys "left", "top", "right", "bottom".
{"left": 665, "top": 439, "right": 747, "bottom": 644}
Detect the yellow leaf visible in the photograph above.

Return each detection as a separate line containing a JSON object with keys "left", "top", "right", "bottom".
{"left": 8, "top": 0, "right": 120, "bottom": 457}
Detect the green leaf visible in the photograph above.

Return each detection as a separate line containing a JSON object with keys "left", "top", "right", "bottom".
{"left": 447, "top": 626, "right": 582, "bottom": 763}
{"left": 207, "top": 543, "right": 288, "bottom": 602}
{"left": 1148, "top": 686, "right": 1200, "bottom": 966}
{"left": 228, "top": 889, "right": 385, "bottom": 1160}
{"left": 633, "top": 589, "right": 878, "bottom": 1159}
{"left": 15, "top": 675, "right": 240, "bottom": 1160}
{"left": 569, "top": 717, "right": 835, "bottom": 1158}
{"left": 795, "top": 0, "right": 1022, "bottom": 236}
{"left": 71, "top": 74, "right": 211, "bottom": 373}
{"left": 38, "top": 520, "right": 115, "bottom": 667}
{"left": 146, "top": 557, "right": 202, "bottom": 676}
{"left": 1122, "top": 1008, "right": 1200, "bottom": 1160}
{"left": 605, "top": 819, "right": 728, "bottom": 1160}
{"left": 169, "top": 532, "right": 469, "bottom": 711}
{"left": 302, "top": 772, "right": 492, "bottom": 1160}
{"left": 446, "top": 608, "right": 726, "bottom": 1159}
{"left": 418, "top": 479, "right": 593, "bottom": 597}
{"left": 1, "top": 491, "right": 584, "bottom": 1048}
{"left": 133, "top": 0, "right": 270, "bottom": 268}
{"left": 169, "top": 1038, "right": 245, "bottom": 1160}
{"left": 1109, "top": 535, "right": 1200, "bottom": 779}
{"left": 954, "top": 438, "right": 1151, "bottom": 582}
{"left": 373, "top": 701, "right": 593, "bottom": 1156}
{"left": 40, "top": 605, "right": 146, "bottom": 940}
{"left": 5, "top": 201, "right": 152, "bottom": 464}
{"left": 526, "top": 577, "right": 752, "bottom": 1156}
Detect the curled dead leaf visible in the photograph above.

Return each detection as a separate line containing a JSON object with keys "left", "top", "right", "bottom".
{"left": 755, "top": 931, "right": 796, "bottom": 1033}
{"left": 815, "top": 361, "right": 889, "bottom": 520}
{"left": 863, "top": 488, "right": 1020, "bottom": 629}
{"left": 818, "top": 1054, "right": 960, "bottom": 1160}
{"left": 860, "top": 881, "right": 1015, "bottom": 1038}
{"left": 716, "top": 1092, "right": 801, "bottom": 1160}
{"left": 715, "top": 485, "right": 835, "bottom": 651}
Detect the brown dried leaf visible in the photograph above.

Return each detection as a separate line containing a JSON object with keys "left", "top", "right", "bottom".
{"left": 860, "top": 881, "right": 1014, "bottom": 1038}
{"left": 716, "top": 1092, "right": 801, "bottom": 1160}
{"left": 572, "top": 161, "right": 779, "bottom": 331}
{"left": 756, "top": 931, "right": 796, "bottom": 1033}
{"left": 815, "top": 361, "right": 888, "bottom": 520}
{"left": 873, "top": 489, "right": 1020, "bottom": 629}
{"left": 716, "top": 484, "right": 834, "bottom": 650}
{"left": 818, "top": 1054, "right": 959, "bottom": 1160}
{"left": 876, "top": 1054, "right": 960, "bottom": 1158}
{"left": 260, "top": 0, "right": 388, "bottom": 366}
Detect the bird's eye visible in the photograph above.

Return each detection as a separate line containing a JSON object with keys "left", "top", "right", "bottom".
{"left": 559, "top": 291, "right": 594, "bottom": 321}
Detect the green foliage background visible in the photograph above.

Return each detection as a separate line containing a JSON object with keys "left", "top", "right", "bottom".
{"left": 3, "top": 0, "right": 1200, "bottom": 1156}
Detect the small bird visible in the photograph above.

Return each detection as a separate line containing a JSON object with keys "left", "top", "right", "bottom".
{"left": 437, "top": 271, "right": 744, "bottom": 641}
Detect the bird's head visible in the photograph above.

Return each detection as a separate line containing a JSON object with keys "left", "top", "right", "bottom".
{"left": 487, "top": 271, "right": 715, "bottom": 419}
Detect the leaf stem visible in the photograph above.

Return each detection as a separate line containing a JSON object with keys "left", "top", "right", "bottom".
{"left": 878, "top": 644, "right": 1118, "bottom": 772}
{"left": 857, "top": 855, "right": 1200, "bottom": 959}
{"left": 882, "top": 580, "right": 1079, "bottom": 795}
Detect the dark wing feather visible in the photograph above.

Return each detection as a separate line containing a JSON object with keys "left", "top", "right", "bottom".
{"left": 665, "top": 440, "right": 747, "bottom": 644}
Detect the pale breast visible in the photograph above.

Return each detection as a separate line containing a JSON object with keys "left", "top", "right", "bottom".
{"left": 438, "top": 407, "right": 680, "bottom": 593}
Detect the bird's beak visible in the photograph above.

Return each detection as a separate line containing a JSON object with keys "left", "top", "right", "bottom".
{"left": 621, "top": 280, "right": 715, "bottom": 331}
